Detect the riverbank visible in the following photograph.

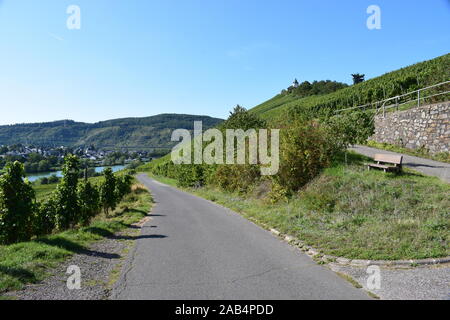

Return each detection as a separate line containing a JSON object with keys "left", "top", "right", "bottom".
{"left": 26, "top": 164, "right": 126, "bottom": 183}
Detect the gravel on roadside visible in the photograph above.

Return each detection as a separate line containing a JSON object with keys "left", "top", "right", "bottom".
{"left": 3, "top": 229, "right": 139, "bottom": 300}
{"left": 329, "top": 262, "right": 450, "bottom": 300}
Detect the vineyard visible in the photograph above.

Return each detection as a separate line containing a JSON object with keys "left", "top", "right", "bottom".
{"left": 0, "top": 156, "right": 134, "bottom": 245}
{"left": 251, "top": 53, "right": 450, "bottom": 120}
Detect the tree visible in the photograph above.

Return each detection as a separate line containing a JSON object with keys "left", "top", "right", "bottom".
{"left": 53, "top": 155, "right": 80, "bottom": 230}
{"left": 99, "top": 168, "right": 117, "bottom": 216}
{"left": 0, "top": 161, "right": 36, "bottom": 244}
{"left": 219, "top": 105, "right": 266, "bottom": 131}
{"left": 48, "top": 174, "right": 60, "bottom": 184}
{"left": 38, "top": 160, "right": 51, "bottom": 172}
{"left": 352, "top": 73, "right": 365, "bottom": 85}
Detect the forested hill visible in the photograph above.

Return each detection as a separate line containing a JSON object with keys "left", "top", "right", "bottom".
{"left": 0, "top": 114, "right": 223, "bottom": 149}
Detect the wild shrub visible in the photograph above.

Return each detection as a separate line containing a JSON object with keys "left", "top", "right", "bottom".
{"left": 325, "top": 111, "right": 375, "bottom": 147}
{"left": 275, "top": 119, "right": 339, "bottom": 192}
{"left": 213, "top": 164, "right": 260, "bottom": 194}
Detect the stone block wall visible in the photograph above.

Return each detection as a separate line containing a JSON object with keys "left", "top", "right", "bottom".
{"left": 371, "top": 102, "right": 449, "bottom": 154}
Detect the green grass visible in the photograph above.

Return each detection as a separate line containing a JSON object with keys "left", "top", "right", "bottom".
{"left": 366, "top": 140, "right": 450, "bottom": 164}
{"left": 33, "top": 183, "right": 58, "bottom": 201}
{"left": 32, "top": 172, "right": 129, "bottom": 202}
{"left": 143, "top": 153, "right": 449, "bottom": 261}
{"left": 0, "top": 184, "right": 153, "bottom": 293}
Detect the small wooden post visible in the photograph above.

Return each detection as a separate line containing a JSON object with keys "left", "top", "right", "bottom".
{"left": 418, "top": 89, "right": 421, "bottom": 107}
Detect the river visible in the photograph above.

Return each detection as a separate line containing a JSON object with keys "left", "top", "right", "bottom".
{"left": 26, "top": 165, "right": 126, "bottom": 182}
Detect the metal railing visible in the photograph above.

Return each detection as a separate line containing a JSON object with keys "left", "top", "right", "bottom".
{"left": 335, "top": 80, "right": 450, "bottom": 117}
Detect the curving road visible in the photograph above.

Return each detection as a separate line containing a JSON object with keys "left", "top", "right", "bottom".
{"left": 112, "top": 174, "right": 369, "bottom": 300}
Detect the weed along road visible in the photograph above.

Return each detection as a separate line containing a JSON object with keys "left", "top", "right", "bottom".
{"left": 112, "top": 174, "right": 369, "bottom": 300}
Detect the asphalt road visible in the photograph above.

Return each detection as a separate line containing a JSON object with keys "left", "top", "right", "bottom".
{"left": 112, "top": 174, "right": 369, "bottom": 300}
{"left": 351, "top": 145, "right": 450, "bottom": 183}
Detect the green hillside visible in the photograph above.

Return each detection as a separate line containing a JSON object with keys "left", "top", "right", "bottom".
{"left": 250, "top": 53, "right": 450, "bottom": 120}
{"left": 0, "top": 114, "right": 223, "bottom": 150}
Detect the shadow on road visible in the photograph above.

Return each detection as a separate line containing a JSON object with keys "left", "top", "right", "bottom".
{"left": 36, "top": 237, "right": 121, "bottom": 259}
{"left": 0, "top": 265, "right": 37, "bottom": 283}
{"left": 111, "top": 234, "right": 168, "bottom": 241}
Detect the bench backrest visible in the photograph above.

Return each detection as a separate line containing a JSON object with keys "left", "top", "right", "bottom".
{"left": 374, "top": 154, "right": 403, "bottom": 165}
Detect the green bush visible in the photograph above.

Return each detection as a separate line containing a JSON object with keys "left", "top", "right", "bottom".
{"left": 48, "top": 175, "right": 60, "bottom": 184}
{"left": 33, "top": 197, "right": 57, "bottom": 237}
{"left": 0, "top": 162, "right": 36, "bottom": 244}
{"left": 53, "top": 155, "right": 81, "bottom": 230}
{"left": 100, "top": 168, "right": 117, "bottom": 216}
{"left": 275, "top": 119, "right": 340, "bottom": 192}
{"left": 116, "top": 174, "right": 133, "bottom": 199}
{"left": 78, "top": 180, "right": 100, "bottom": 226}
{"left": 213, "top": 164, "right": 260, "bottom": 194}
{"left": 325, "top": 111, "right": 375, "bottom": 147}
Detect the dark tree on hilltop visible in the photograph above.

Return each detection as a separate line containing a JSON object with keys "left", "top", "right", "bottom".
{"left": 352, "top": 74, "right": 365, "bottom": 85}
{"left": 220, "top": 105, "right": 266, "bottom": 131}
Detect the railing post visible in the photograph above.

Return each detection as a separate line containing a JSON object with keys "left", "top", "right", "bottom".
{"left": 417, "top": 89, "right": 420, "bottom": 107}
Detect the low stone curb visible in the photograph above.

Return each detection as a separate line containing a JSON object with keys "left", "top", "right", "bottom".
{"left": 266, "top": 225, "right": 450, "bottom": 268}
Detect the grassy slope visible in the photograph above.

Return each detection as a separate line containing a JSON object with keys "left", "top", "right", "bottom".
{"left": 34, "top": 183, "right": 58, "bottom": 201}
{"left": 0, "top": 184, "right": 153, "bottom": 293}
{"left": 142, "top": 153, "right": 449, "bottom": 260}
{"left": 250, "top": 53, "right": 450, "bottom": 120}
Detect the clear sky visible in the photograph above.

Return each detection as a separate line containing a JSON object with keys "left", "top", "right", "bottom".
{"left": 0, "top": 0, "right": 448, "bottom": 125}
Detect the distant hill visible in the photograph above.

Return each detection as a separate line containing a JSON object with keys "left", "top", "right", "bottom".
{"left": 0, "top": 114, "right": 223, "bottom": 150}
{"left": 250, "top": 53, "right": 450, "bottom": 120}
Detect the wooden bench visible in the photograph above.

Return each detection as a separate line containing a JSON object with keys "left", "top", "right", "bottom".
{"left": 367, "top": 154, "right": 403, "bottom": 173}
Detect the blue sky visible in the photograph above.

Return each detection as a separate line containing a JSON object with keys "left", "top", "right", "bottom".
{"left": 0, "top": 0, "right": 448, "bottom": 125}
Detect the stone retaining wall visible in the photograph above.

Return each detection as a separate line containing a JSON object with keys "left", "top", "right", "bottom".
{"left": 371, "top": 102, "right": 449, "bottom": 154}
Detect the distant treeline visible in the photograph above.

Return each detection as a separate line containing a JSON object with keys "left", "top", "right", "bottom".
{"left": 0, "top": 114, "right": 223, "bottom": 149}
{"left": 285, "top": 80, "right": 349, "bottom": 97}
